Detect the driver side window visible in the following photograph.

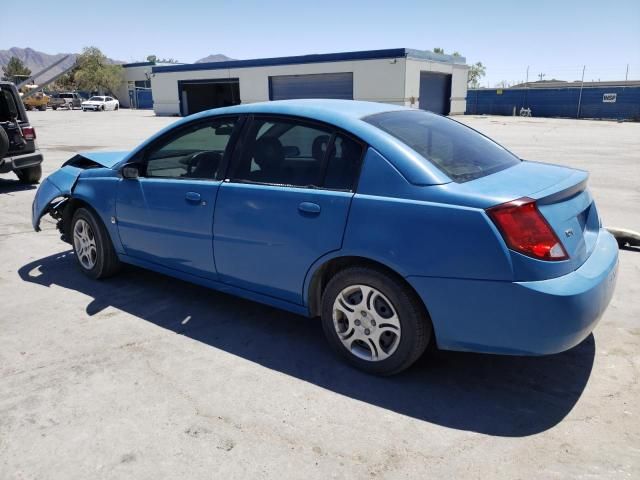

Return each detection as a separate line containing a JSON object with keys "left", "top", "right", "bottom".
{"left": 146, "top": 118, "right": 237, "bottom": 180}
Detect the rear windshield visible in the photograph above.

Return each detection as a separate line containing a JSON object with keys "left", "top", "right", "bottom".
{"left": 60, "top": 93, "right": 73, "bottom": 98}
{"left": 364, "top": 110, "right": 520, "bottom": 183}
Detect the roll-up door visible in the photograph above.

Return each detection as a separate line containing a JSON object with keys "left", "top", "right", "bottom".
{"left": 269, "top": 73, "right": 353, "bottom": 100}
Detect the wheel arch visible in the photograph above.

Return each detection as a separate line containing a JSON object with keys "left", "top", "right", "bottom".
{"left": 306, "top": 254, "right": 430, "bottom": 321}
{"left": 61, "top": 197, "right": 99, "bottom": 242}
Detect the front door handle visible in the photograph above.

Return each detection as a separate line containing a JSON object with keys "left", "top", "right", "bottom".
{"left": 185, "top": 191, "right": 201, "bottom": 203}
{"left": 298, "top": 202, "right": 321, "bottom": 214}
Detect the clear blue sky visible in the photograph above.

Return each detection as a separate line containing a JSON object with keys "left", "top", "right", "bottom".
{"left": 2, "top": 0, "right": 639, "bottom": 85}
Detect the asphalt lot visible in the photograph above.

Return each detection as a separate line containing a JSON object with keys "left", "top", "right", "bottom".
{"left": 1, "top": 109, "right": 639, "bottom": 479}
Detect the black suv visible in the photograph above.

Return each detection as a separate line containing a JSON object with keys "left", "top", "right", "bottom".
{"left": 0, "top": 81, "right": 43, "bottom": 183}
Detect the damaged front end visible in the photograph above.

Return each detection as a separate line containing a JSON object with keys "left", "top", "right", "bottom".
{"left": 32, "top": 152, "right": 128, "bottom": 235}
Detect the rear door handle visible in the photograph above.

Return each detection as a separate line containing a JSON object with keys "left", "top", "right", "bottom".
{"left": 185, "top": 191, "right": 201, "bottom": 203}
{"left": 298, "top": 202, "right": 321, "bottom": 214}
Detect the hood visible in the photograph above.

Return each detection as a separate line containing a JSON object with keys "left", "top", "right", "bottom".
{"left": 74, "top": 150, "right": 130, "bottom": 169}
{"left": 82, "top": 100, "right": 103, "bottom": 105}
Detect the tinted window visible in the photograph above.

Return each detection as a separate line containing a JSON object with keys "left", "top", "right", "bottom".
{"left": 230, "top": 118, "right": 332, "bottom": 187}
{"left": 364, "top": 110, "right": 520, "bottom": 182}
{"left": 323, "top": 135, "right": 363, "bottom": 190}
{"left": 145, "top": 118, "right": 237, "bottom": 179}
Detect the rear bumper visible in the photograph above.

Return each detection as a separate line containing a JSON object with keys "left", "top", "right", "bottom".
{"left": 408, "top": 228, "right": 619, "bottom": 355}
{"left": 0, "top": 151, "right": 43, "bottom": 173}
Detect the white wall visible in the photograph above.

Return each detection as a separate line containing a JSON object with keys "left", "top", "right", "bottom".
{"left": 151, "top": 58, "right": 408, "bottom": 116}
{"left": 404, "top": 59, "right": 469, "bottom": 114}
{"left": 117, "top": 65, "right": 153, "bottom": 108}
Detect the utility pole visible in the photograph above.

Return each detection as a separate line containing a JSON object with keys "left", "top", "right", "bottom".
{"left": 577, "top": 65, "right": 585, "bottom": 119}
{"left": 625, "top": 64, "right": 629, "bottom": 82}
{"left": 524, "top": 65, "right": 530, "bottom": 109}
{"left": 538, "top": 72, "right": 545, "bottom": 81}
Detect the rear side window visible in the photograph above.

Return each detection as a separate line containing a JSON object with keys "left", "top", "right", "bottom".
{"left": 229, "top": 117, "right": 363, "bottom": 190}
{"left": 364, "top": 110, "right": 520, "bottom": 182}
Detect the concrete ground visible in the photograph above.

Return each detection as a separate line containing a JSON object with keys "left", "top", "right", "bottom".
{"left": 1, "top": 109, "right": 639, "bottom": 479}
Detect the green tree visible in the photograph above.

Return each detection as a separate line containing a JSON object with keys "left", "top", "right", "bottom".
{"left": 2, "top": 56, "right": 32, "bottom": 81}
{"left": 146, "top": 54, "right": 179, "bottom": 64}
{"left": 433, "top": 47, "right": 444, "bottom": 54}
{"left": 468, "top": 62, "right": 486, "bottom": 88}
{"left": 73, "top": 46, "right": 123, "bottom": 95}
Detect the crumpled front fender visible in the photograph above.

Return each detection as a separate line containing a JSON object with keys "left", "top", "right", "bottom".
{"left": 32, "top": 166, "right": 84, "bottom": 231}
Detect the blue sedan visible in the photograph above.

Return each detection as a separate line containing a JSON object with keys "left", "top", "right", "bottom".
{"left": 32, "top": 100, "right": 618, "bottom": 375}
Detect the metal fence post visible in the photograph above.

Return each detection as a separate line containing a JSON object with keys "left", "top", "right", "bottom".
{"left": 577, "top": 65, "right": 585, "bottom": 119}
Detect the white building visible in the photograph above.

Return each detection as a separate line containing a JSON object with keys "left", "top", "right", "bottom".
{"left": 149, "top": 48, "right": 468, "bottom": 116}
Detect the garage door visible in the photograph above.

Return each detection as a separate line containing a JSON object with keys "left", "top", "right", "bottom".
{"left": 419, "top": 72, "right": 452, "bottom": 115}
{"left": 269, "top": 73, "right": 353, "bottom": 100}
{"left": 179, "top": 79, "right": 240, "bottom": 116}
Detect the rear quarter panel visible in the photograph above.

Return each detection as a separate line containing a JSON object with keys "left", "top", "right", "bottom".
{"left": 340, "top": 148, "right": 514, "bottom": 281}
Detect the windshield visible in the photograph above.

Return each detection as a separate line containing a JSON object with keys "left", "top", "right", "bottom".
{"left": 364, "top": 110, "right": 520, "bottom": 183}
{"left": 59, "top": 93, "right": 73, "bottom": 98}
{"left": 88, "top": 96, "right": 104, "bottom": 101}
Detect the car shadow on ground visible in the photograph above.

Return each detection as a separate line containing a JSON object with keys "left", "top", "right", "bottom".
{"left": 18, "top": 250, "right": 596, "bottom": 438}
{"left": 0, "top": 177, "right": 36, "bottom": 193}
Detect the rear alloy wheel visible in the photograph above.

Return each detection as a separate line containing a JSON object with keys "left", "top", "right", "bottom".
{"left": 321, "top": 267, "right": 431, "bottom": 375}
{"left": 16, "top": 165, "right": 42, "bottom": 184}
{"left": 71, "top": 208, "right": 121, "bottom": 279}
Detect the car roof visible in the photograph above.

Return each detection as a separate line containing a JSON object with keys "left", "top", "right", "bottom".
{"left": 191, "top": 99, "right": 405, "bottom": 123}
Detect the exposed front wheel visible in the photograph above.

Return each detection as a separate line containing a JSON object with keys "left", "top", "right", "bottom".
{"left": 321, "top": 267, "right": 431, "bottom": 375}
{"left": 71, "top": 208, "right": 121, "bottom": 279}
{"left": 16, "top": 165, "right": 42, "bottom": 184}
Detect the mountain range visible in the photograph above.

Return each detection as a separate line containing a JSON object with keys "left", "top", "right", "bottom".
{"left": 1, "top": 48, "right": 235, "bottom": 85}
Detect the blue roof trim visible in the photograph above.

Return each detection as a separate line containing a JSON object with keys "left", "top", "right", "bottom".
{"left": 123, "top": 61, "right": 156, "bottom": 68}
{"left": 152, "top": 48, "right": 410, "bottom": 74}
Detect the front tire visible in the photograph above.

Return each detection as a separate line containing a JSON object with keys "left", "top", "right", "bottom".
{"left": 16, "top": 165, "right": 42, "bottom": 184}
{"left": 321, "top": 267, "right": 431, "bottom": 376}
{"left": 71, "top": 207, "right": 121, "bottom": 279}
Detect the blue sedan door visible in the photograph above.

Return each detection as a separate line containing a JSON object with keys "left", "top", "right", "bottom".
{"left": 213, "top": 116, "right": 364, "bottom": 304}
{"left": 116, "top": 117, "right": 240, "bottom": 279}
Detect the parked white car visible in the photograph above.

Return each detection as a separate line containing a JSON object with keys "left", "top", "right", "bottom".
{"left": 81, "top": 96, "right": 119, "bottom": 112}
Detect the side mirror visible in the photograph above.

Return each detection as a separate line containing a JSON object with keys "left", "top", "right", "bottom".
{"left": 121, "top": 164, "right": 140, "bottom": 179}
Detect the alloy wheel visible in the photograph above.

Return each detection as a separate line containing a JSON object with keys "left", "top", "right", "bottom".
{"left": 73, "top": 218, "right": 97, "bottom": 270}
{"left": 332, "top": 284, "right": 401, "bottom": 361}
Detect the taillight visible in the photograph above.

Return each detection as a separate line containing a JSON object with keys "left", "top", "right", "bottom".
{"left": 487, "top": 197, "right": 568, "bottom": 261}
{"left": 21, "top": 126, "right": 36, "bottom": 140}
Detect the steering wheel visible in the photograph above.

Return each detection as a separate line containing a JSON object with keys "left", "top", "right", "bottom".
{"left": 184, "top": 151, "right": 207, "bottom": 177}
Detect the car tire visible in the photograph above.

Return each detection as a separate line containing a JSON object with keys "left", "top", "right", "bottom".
{"left": 321, "top": 266, "right": 432, "bottom": 376}
{"left": 100, "top": 105, "right": 105, "bottom": 111}
{"left": 16, "top": 165, "right": 42, "bottom": 184}
{"left": 71, "top": 207, "right": 121, "bottom": 279}
{"left": 115, "top": 104, "right": 119, "bottom": 111}
{"left": 0, "top": 127, "right": 9, "bottom": 158}
{"left": 52, "top": 106, "right": 57, "bottom": 110}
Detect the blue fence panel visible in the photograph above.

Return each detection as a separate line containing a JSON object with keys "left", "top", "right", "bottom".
{"left": 135, "top": 88, "right": 153, "bottom": 109}
{"left": 467, "top": 86, "right": 640, "bottom": 120}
